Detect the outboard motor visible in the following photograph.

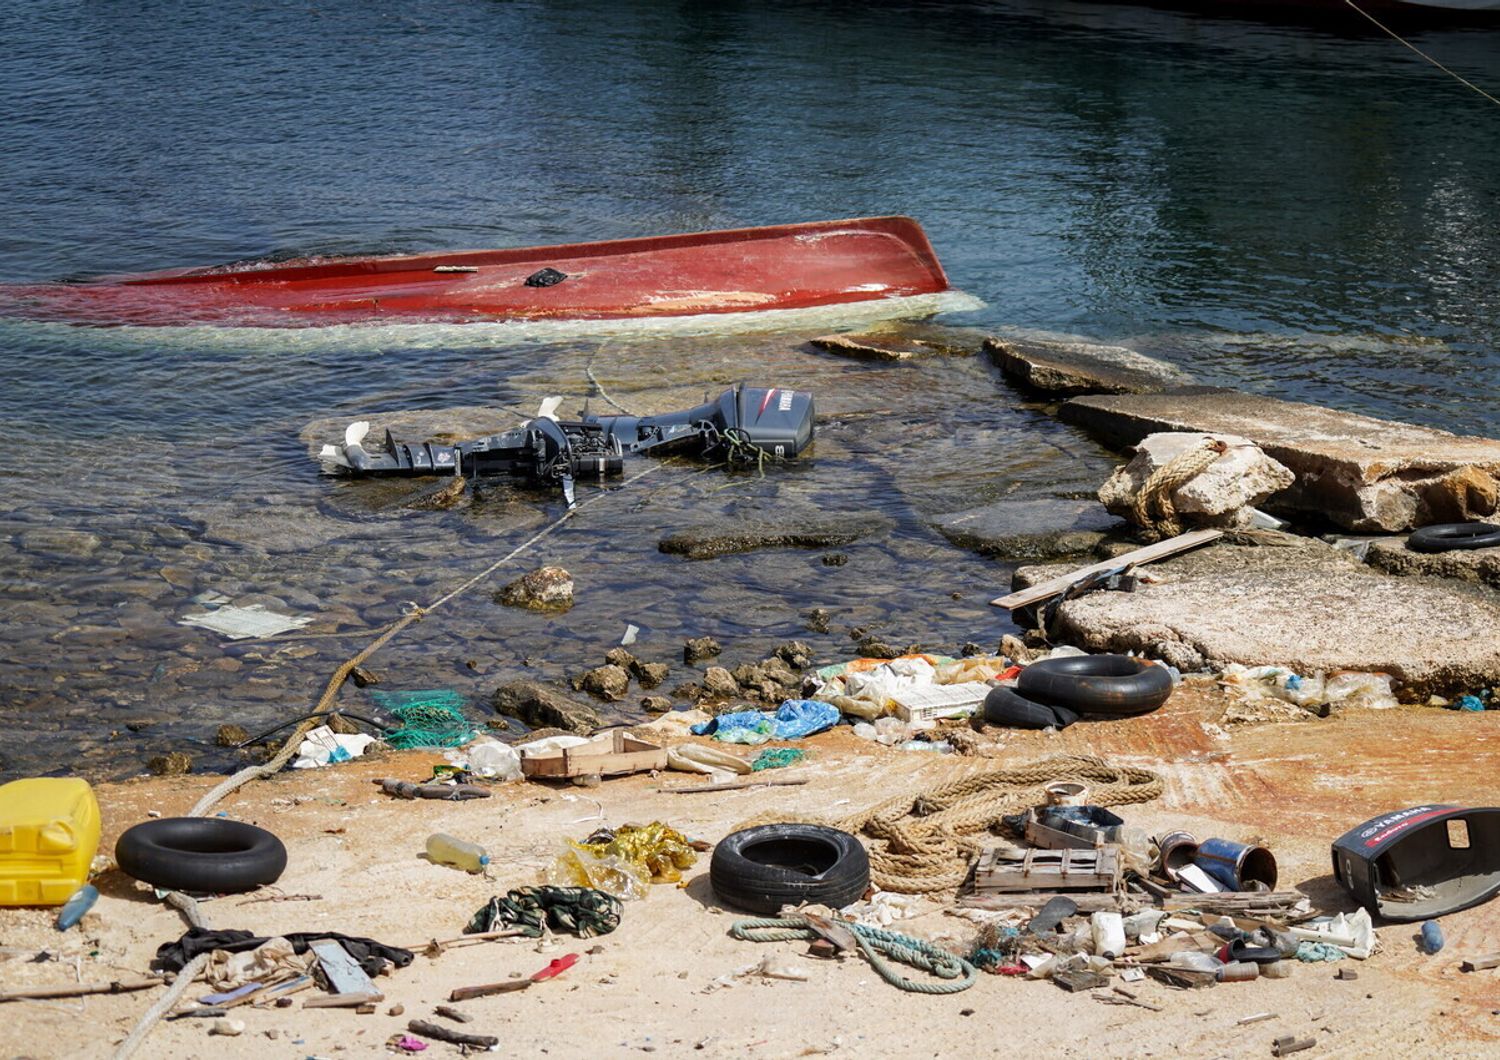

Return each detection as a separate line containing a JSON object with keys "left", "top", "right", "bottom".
{"left": 319, "top": 384, "right": 814, "bottom": 499}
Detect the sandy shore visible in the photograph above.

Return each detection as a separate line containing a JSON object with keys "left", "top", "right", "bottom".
{"left": 2, "top": 686, "right": 1497, "bottom": 1059}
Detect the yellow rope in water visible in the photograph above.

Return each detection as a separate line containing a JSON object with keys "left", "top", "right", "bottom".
{"left": 1344, "top": 0, "right": 1500, "bottom": 109}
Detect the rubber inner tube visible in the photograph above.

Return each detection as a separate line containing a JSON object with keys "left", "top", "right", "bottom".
{"left": 709, "top": 824, "right": 869, "bottom": 915}
{"left": 1407, "top": 522, "right": 1500, "bottom": 554}
{"left": 115, "top": 817, "right": 287, "bottom": 894}
{"left": 1016, "top": 654, "right": 1173, "bottom": 717}
{"left": 982, "top": 684, "right": 1079, "bottom": 730}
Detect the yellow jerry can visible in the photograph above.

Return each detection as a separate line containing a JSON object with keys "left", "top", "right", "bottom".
{"left": 0, "top": 778, "right": 102, "bottom": 906}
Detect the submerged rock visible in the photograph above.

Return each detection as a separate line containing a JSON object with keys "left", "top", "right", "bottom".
{"left": 1013, "top": 538, "right": 1500, "bottom": 698}
{"left": 574, "top": 664, "right": 630, "bottom": 702}
{"left": 810, "top": 322, "right": 982, "bottom": 362}
{"left": 495, "top": 566, "right": 574, "bottom": 612}
{"left": 983, "top": 337, "right": 1189, "bottom": 396}
{"left": 684, "top": 636, "right": 722, "bottom": 664}
{"left": 401, "top": 475, "right": 468, "bottom": 511}
{"left": 659, "top": 512, "right": 892, "bottom": 560}
{"left": 491, "top": 679, "right": 601, "bottom": 734}
{"left": 1061, "top": 390, "right": 1500, "bottom": 532}
{"left": 931, "top": 496, "right": 1125, "bottom": 561}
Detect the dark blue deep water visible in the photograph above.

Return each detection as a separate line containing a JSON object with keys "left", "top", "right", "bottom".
{"left": 2, "top": 0, "right": 1498, "bottom": 776}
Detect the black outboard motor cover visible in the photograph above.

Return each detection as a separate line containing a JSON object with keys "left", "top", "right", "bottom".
{"left": 1332, "top": 804, "right": 1500, "bottom": 921}
{"left": 590, "top": 385, "right": 814, "bottom": 461}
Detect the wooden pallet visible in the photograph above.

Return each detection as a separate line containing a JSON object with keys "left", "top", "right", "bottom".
{"left": 972, "top": 843, "right": 1122, "bottom": 894}
{"left": 519, "top": 730, "right": 666, "bottom": 780}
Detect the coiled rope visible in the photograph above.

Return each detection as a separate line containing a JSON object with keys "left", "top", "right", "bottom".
{"left": 737, "top": 754, "right": 1164, "bottom": 895}
{"left": 1127, "top": 438, "right": 1226, "bottom": 542}
{"left": 730, "top": 915, "right": 977, "bottom": 994}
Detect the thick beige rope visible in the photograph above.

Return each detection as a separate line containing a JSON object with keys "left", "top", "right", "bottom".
{"left": 738, "top": 754, "right": 1164, "bottom": 894}
{"left": 1128, "top": 439, "right": 1225, "bottom": 542}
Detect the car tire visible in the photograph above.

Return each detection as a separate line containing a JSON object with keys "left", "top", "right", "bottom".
{"left": 710, "top": 824, "right": 869, "bottom": 915}
{"left": 1017, "top": 654, "right": 1173, "bottom": 717}
{"left": 115, "top": 817, "right": 287, "bottom": 894}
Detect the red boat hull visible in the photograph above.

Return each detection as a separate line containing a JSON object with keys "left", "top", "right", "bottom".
{"left": 0, "top": 216, "right": 950, "bottom": 327}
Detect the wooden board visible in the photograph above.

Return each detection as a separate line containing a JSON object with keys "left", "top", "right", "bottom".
{"left": 520, "top": 730, "right": 666, "bottom": 779}
{"left": 308, "top": 939, "right": 381, "bottom": 1005}
{"left": 989, "top": 529, "right": 1223, "bottom": 609}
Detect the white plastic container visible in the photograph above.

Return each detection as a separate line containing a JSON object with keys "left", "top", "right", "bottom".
{"left": 1091, "top": 911, "right": 1126, "bottom": 958}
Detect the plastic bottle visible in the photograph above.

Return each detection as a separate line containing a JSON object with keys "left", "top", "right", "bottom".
{"left": 55, "top": 883, "right": 99, "bottom": 931}
{"left": 1261, "top": 960, "right": 1293, "bottom": 979}
{"left": 1419, "top": 920, "right": 1444, "bottom": 954}
{"left": 426, "top": 833, "right": 489, "bottom": 873}
{"left": 1217, "top": 960, "right": 1260, "bottom": 982}
{"left": 1167, "top": 951, "right": 1225, "bottom": 974}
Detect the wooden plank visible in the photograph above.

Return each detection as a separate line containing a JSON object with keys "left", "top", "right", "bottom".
{"left": 990, "top": 529, "right": 1223, "bottom": 609}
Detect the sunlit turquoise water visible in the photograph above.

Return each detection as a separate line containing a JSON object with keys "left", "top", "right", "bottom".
{"left": 2, "top": 0, "right": 1498, "bottom": 776}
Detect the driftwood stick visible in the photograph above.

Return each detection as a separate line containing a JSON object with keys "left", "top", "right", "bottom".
{"left": 402, "top": 928, "right": 529, "bottom": 954}
{"left": 408, "top": 1019, "right": 499, "bottom": 1048}
{"left": 659, "top": 776, "right": 809, "bottom": 794}
{"left": 0, "top": 978, "right": 162, "bottom": 1003}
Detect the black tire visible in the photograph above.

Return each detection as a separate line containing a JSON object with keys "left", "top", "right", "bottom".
{"left": 710, "top": 824, "right": 869, "bottom": 915}
{"left": 115, "top": 818, "right": 287, "bottom": 894}
{"left": 1407, "top": 522, "right": 1500, "bottom": 553}
{"left": 982, "top": 685, "right": 1080, "bottom": 730}
{"left": 1017, "top": 654, "right": 1173, "bottom": 717}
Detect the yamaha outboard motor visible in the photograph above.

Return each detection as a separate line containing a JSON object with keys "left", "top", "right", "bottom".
{"left": 319, "top": 384, "right": 814, "bottom": 499}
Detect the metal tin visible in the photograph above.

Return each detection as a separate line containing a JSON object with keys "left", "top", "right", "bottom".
{"left": 1155, "top": 830, "right": 1199, "bottom": 882}
{"left": 1194, "top": 837, "right": 1278, "bottom": 892}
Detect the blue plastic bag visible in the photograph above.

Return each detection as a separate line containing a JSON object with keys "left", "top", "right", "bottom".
{"left": 690, "top": 700, "right": 840, "bottom": 743}
{"left": 771, "top": 699, "right": 840, "bottom": 739}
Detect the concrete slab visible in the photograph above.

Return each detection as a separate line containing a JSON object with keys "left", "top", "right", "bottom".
{"left": 983, "top": 336, "right": 1190, "bottom": 395}
{"left": 1013, "top": 537, "right": 1500, "bottom": 697}
{"left": 1367, "top": 537, "right": 1500, "bottom": 590}
{"left": 808, "top": 321, "right": 984, "bottom": 361}
{"left": 929, "top": 495, "right": 1125, "bottom": 561}
{"left": 1060, "top": 390, "right": 1500, "bottom": 531}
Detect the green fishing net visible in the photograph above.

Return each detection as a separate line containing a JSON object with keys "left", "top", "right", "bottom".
{"left": 751, "top": 747, "right": 806, "bottom": 771}
{"left": 370, "top": 689, "right": 476, "bottom": 749}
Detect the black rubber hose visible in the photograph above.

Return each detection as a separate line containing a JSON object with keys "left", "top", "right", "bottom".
{"left": 115, "top": 818, "right": 287, "bottom": 894}
{"left": 1016, "top": 654, "right": 1173, "bottom": 717}
{"left": 710, "top": 824, "right": 869, "bottom": 915}
{"left": 1407, "top": 522, "right": 1500, "bottom": 553}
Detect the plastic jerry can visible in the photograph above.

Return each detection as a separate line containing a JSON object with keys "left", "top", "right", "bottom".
{"left": 0, "top": 778, "right": 102, "bottom": 906}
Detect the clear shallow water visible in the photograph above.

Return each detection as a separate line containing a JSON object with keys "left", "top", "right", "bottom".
{"left": 2, "top": 0, "right": 1498, "bottom": 776}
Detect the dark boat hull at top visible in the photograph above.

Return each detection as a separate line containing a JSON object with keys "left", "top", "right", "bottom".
{"left": 0, "top": 216, "right": 952, "bottom": 328}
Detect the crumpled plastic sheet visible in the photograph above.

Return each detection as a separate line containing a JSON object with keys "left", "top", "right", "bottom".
{"left": 544, "top": 822, "right": 698, "bottom": 900}
{"left": 1220, "top": 665, "right": 1398, "bottom": 712}
{"left": 690, "top": 700, "right": 840, "bottom": 744}
{"left": 204, "top": 936, "right": 315, "bottom": 991}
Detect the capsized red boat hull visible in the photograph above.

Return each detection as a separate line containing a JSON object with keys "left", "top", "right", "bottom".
{"left": 0, "top": 216, "right": 952, "bottom": 327}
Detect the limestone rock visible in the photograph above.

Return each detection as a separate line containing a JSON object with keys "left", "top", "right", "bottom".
{"left": 490, "top": 680, "right": 600, "bottom": 734}
{"left": 774, "top": 641, "right": 813, "bottom": 670}
{"left": 215, "top": 724, "right": 250, "bottom": 747}
{"left": 148, "top": 751, "right": 193, "bottom": 776}
{"left": 401, "top": 475, "right": 468, "bottom": 511}
{"left": 1062, "top": 390, "right": 1500, "bottom": 532}
{"left": 495, "top": 566, "right": 574, "bottom": 612}
{"left": 932, "top": 496, "right": 1126, "bottom": 561}
{"left": 18, "top": 528, "right": 102, "bottom": 559}
{"left": 1013, "top": 539, "right": 1500, "bottom": 698}
{"left": 700, "top": 666, "right": 740, "bottom": 700}
{"left": 604, "top": 647, "right": 637, "bottom": 670}
{"left": 1098, "top": 432, "right": 1295, "bottom": 530}
{"left": 575, "top": 664, "right": 630, "bottom": 702}
{"left": 660, "top": 512, "right": 891, "bottom": 560}
{"left": 640, "top": 695, "right": 673, "bottom": 713}
{"left": 983, "top": 337, "right": 1189, "bottom": 396}
{"left": 684, "top": 637, "right": 722, "bottom": 664}
{"left": 631, "top": 660, "right": 669, "bottom": 689}
{"left": 805, "top": 608, "right": 832, "bottom": 634}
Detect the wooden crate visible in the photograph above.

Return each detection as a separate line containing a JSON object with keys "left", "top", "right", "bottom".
{"left": 520, "top": 731, "right": 666, "bottom": 780}
{"left": 972, "top": 843, "right": 1122, "bottom": 894}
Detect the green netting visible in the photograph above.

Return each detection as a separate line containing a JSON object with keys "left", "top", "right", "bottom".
{"left": 369, "top": 689, "right": 477, "bottom": 749}
{"left": 751, "top": 747, "right": 807, "bottom": 771}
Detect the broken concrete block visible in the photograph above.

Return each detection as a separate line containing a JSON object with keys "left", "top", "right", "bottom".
{"left": 1365, "top": 537, "right": 1500, "bottom": 591}
{"left": 1098, "top": 432, "right": 1295, "bottom": 531}
{"left": 983, "top": 337, "right": 1189, "bottom": 396}
{"left": 1060, "top": 390, "right": 1500, "bottom": 532}
{"left": 1013, "top": 538, "right": 1500, "bottom": 697}
{"left": 810, "top": 322, "right": 983, "bottom": 362}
